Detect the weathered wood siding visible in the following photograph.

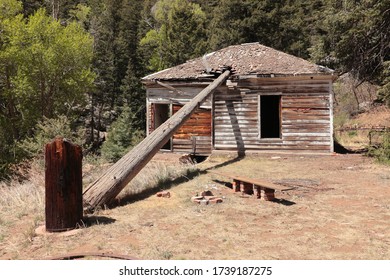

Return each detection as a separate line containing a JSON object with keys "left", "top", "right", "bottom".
{"left": 146, "top": 77, "right": 333, "bottom": 154}
{"left": 146, "top": 83, "right": 212, "bottom": 108}
{"left": 147, "top": 103, "right": 155, "bottom": 134}
{"left": 214, "top": 77, "right": 333, "bottom": 152}
{"left": 172, "top": 105, "right": 212, "bottom": 155}
{"left": 146, "top": 82, "right": 212, "bottom": 155}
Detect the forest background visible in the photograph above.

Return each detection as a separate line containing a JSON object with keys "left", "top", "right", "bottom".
{"left": 0, "top": 0, "right": 389, "bottom": 179}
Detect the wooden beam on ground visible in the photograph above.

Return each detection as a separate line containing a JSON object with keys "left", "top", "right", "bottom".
{"left": 83, "top": 70, "right": 231, "bottom": 210}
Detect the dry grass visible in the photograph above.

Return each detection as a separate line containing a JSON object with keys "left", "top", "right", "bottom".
{"left": 0, "top": 154, "right": 196, "bottom": 259}
{"left": 118, "top": 160, "right": 198, "bottom": 200}
{"left": 1, "top": 152, "right": 390, "bottom": 260}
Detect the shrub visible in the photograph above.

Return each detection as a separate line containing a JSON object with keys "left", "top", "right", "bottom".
{"left": 367, "top": 132, "right": 390, "bottom": 164}
{"left": 101, "top": 106, "right": 145, "bottom": 162}
{"left": 19, "top": 115, "right": 86, "bottom": 160}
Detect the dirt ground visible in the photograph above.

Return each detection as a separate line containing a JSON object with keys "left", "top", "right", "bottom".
{"left": 1, "top": 151, "right": 390, "bottom": 260}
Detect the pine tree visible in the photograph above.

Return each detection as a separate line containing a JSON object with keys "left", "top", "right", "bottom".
{"left": 140, "top": 0, "right": 207, "bottom": 72}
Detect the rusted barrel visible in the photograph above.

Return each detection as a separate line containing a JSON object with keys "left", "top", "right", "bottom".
{"left": 45, "top": 137, "right": 83, "bottom": 232}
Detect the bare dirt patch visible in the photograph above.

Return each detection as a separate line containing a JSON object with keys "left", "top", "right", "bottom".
{"left": 1, "top": 152, "right": 390, "bottom": 260}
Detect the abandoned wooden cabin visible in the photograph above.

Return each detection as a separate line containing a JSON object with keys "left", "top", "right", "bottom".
{"left": 141, "top": 43, "right": 336, "bottom": 155}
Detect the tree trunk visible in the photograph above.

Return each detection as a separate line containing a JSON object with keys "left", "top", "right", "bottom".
{"left": 83, "top": 70, "right": 231, "bottom": 210}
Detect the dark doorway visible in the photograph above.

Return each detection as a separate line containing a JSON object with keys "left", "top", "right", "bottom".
{"left": 260, "top": 95, "right": 281, "bottom": 138}
{"left": 154, "top": 104, "right": 171, "bottom": 150}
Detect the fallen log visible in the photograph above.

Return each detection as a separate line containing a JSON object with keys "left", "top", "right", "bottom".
{"left": 83, "top": 70, "right": 231, "bottom": 210}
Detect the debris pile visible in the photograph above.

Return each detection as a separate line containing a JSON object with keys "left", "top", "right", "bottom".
{"left": 191, "top": 190, "right": 223, "bottom": 205}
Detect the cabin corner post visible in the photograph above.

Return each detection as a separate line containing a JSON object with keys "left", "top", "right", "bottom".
{"left": 329, "top": 80, "right": 335, "bottom": 153}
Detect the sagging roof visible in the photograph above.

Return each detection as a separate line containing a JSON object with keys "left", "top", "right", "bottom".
{"left": 142, "top": 42, "right": 334, "bottom": 81}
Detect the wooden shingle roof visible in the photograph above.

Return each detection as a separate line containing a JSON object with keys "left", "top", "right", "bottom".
{"left": 142, "top": 42, "right": 334, "bottom": 81}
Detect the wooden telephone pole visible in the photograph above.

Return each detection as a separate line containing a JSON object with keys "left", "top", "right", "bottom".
{"left": 83, "top": 70, "right": 231, "bottom": 210}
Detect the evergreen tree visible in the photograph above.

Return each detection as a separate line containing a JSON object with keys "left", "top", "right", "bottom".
{"left": 87, "top": 0, "right": 117, "bottom": 146}
{"left": 101, "top": 105, "right": 144, "bottom": 162}
{"left": 116, "top": 0, "right": 146, "bottom": 129}
{"left": 20, "top": 0, "right": 45, "bottom": 17}
{"left": 310, "top": 0, "right": 390, "bottom": 104}
{"left": 207, "top": 0, "right": 280, "bottom": 51}
{"left": 140, "top": 0, "right": 207, "bottom": 72}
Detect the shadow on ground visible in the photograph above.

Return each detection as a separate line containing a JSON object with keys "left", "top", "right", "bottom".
{"left": 110, "top": 156, "right": 246, "bottom": 208}
{"left": 108, "top": 154, "right": 298, "bottom": 209}
{"left": 334, "top": 140, "right": 367, "bottom": 154}
{"left": 83, "top": 215, "right": 116, "bottom": 227}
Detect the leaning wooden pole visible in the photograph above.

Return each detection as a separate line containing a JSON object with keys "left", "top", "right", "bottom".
{"left": 83, "top": 70, "right": 231, "bottom": 210}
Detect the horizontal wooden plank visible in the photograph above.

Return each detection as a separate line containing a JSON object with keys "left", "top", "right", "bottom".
{"left": 214, "top": 127, "right": 259, "bottom": 133}
{"left": 283, "top": 123, "right": 330, "bottom": 129}
{"left": 282, "top": 132, "right": 331, "bottom": 137}
{"left": 148, "top": 99, "right": 212, "bottom": 108}
{"left": 214, "top": 144, "right": 331, "bottom": 150}
{"left": 214, "top": 101, "right": 258, "bottom": 106}
{"left": 282, "top": 136, "right": 330, "bottom": 141}
{"left": 215, "top": 111, "right": 258, "bottom": 116}
{"left": 282, "top": 120, "right": 330, "bottom": 124}
{"left": 172, "top": 139, "right": 192, "bottom": 143}
{"left": 283, "top": 128, "right": 330, "bottom": 134}
{"left": 214, "top": 119, "right": 258, "bottom": 124}
{"left": 174, "top": 134, "right": 210, "bottom": 139}
{"left": 234, "top": 83, "right": 330, "bottom": 92}
{"left": 214, "top": 132, "right": 259, "bottom": 137}
{"left": 214, "top": 137, "right": 329, "bottom": 145}
{"left": 237, "top": 78, "right": 331, "bottom": 85}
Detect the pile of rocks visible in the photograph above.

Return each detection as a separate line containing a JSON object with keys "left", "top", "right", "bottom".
{"left": 191, "top": 190, "right": 223, "bottom": 205}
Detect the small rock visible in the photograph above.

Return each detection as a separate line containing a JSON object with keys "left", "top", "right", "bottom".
{"left": 191, "top": 196, "right": 203, "bottom": 203}
{"left": 156, "top": 191, "right": 171, "bottom": 198}
{"left": 141, "top": 222, "right": 154, "bottom": 227}
{"left": 208, "top": 197, "right": 223, "bottom": 204}
{"left": 200, "top": 199, "right": 209, "bottom": 206}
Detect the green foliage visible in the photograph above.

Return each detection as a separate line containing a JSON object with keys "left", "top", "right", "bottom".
{"left": 310, "top": 0, "right": 390, "bottom": 97}
{"left": 19, "top": 115, "right": 85, "bottom": 159}
{"left": 140, "top": 0, "right": 207, "bottom": 72}
{"left": 206, "top": 0, "right": 318, "bottom": 58}
{"left": 0, "top": 0, "right": 22, "bottom": 19}
{"left": 367, "top": 133, "right": 390, "bottom": 164}
{"left": 101, "top": 106, "right": 145, "bottom": 162}
{"left": 377, "top": 61, "right": 390, "bottom": 106}
{"left": 1, "top": 0, "right": 390, "bottom": 177}
{"left": 0, "top": 1, "right": 94, "bottom": 178}
{"left": 69, "top": 3, "right": 91, "bottom": 28}
{"left": 1, "top": 5, "right": 94, "bottom": 125}
{"left": 207, "top": 0, "right": 273, "bottom": 51}
{"left": 86, "top": 0, "right": 146, "bottom": 149}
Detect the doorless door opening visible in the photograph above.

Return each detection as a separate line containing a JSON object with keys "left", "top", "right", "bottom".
{"left": 154, "top": 103, "right": 171, "bottom": 150}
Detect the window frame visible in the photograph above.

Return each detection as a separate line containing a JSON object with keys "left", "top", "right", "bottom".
{"left": 257, "top": 92, "right": 283, "bottom": 141}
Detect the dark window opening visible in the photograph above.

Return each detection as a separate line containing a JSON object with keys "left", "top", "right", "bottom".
{"left": 154, "top": 103, "right": 171, "bottom": 150}
{"left": 260, "top": 95, "right": 281, "bottom": 138}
